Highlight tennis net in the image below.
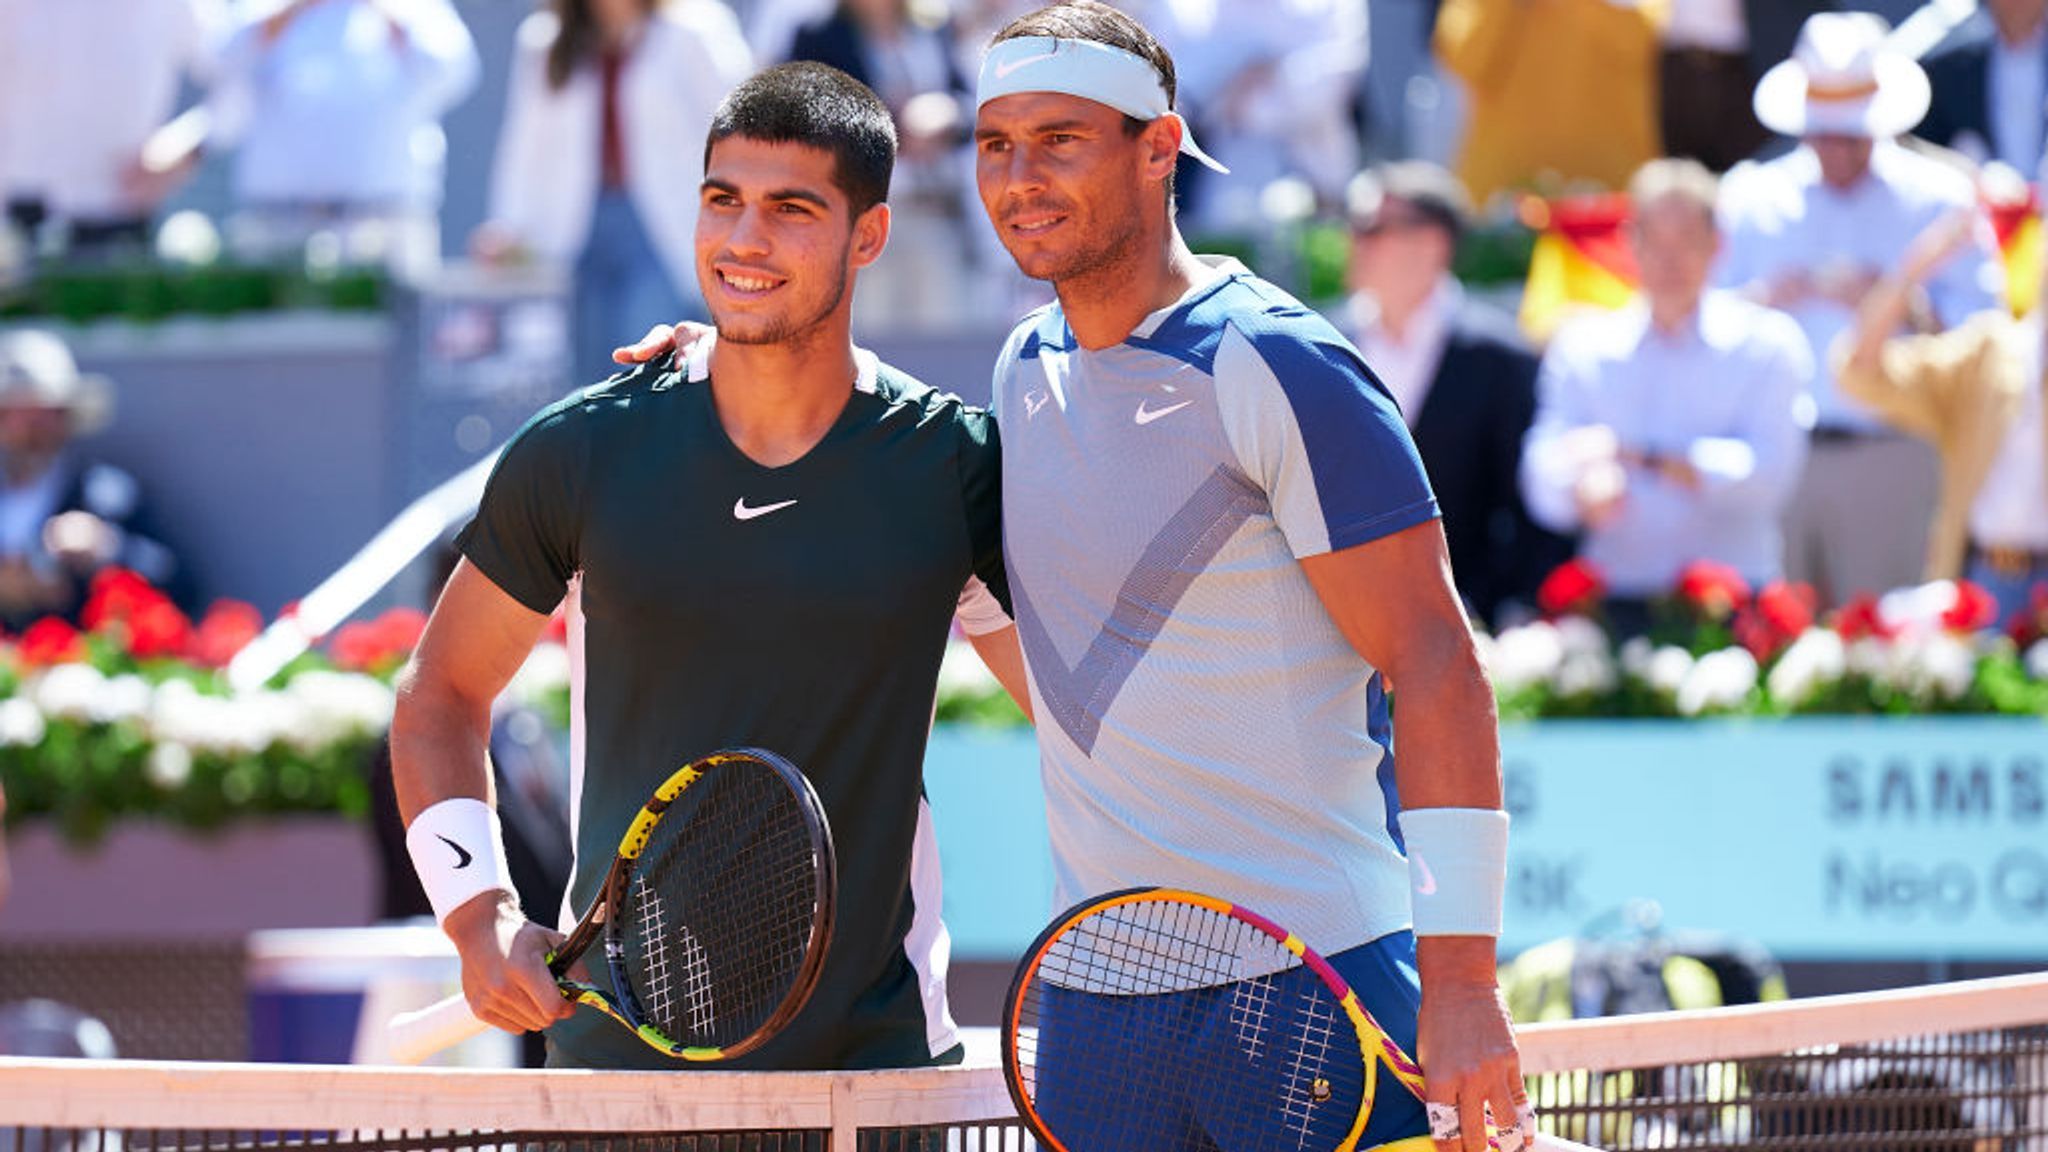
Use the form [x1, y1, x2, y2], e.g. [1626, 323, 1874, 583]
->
[1, 971, 2044, 1151]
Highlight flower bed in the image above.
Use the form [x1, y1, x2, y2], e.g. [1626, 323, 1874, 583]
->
[0, 570, 417, 845]
[932, 561, 2048, 726]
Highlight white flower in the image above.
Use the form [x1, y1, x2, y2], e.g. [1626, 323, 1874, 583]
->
[1553, 650, 1618, 698]
[96, 674, 154, 726]
[2027, 639, 2048, 682]
[1618, 636, 1655, 678]
[1894, 634, 1976, 702]
[281, 671, 395, 753]
[1766, 629, 1846, 709]
[149, 680, 273, 756]
[1488, 622, 1564, 694]
[1677, 648, 1758, 716]
[1846, 637, 1897, 682]
[146, 742, 194, 791]
[28, 663, 108, 722]
[1554, 615, 1609, 660]
[1645, 646, 1696, 697]
[0, 697, 47, 747]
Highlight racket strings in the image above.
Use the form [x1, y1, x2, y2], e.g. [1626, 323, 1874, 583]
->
[619, 763, 824, 1048]
[1016, 897, 1366, 1152]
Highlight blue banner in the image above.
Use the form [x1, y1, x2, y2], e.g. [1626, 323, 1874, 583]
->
[924, 719, 2048, 961]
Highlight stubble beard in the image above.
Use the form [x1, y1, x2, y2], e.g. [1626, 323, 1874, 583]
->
[713, 244, 851, 348]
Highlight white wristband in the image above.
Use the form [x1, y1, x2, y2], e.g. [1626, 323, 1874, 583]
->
[1398, 807, 1509, 937]
[405, 798, 516, 926]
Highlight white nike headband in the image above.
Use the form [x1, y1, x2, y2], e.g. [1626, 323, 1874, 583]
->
[976, 35, 1230, 174]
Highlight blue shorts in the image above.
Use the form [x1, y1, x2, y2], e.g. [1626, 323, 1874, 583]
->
[1028, 929, 1430, 1151]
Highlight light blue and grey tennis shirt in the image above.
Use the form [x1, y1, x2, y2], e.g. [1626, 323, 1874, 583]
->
[994, 258, 1442, 956]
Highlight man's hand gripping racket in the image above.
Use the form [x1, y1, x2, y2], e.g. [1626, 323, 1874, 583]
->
[388, 747, 835, 1064]
[1003, 888, 1599, 1152]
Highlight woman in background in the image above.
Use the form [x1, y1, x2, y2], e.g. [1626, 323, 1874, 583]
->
[476, 0, 754, 378]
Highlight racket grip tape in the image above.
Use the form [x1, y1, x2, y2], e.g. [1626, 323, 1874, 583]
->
[386, 992, 494, 1064]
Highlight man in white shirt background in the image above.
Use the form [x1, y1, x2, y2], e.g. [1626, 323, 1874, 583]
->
[0, 0, 225, 260]
[1524, 158, 1814, 634]
[194, 0, 481, 278]
[1716, 11, 2004, 609]
[1344, 160, 1564, 628]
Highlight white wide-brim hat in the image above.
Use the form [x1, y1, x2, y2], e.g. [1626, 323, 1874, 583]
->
[1753, 12, 1930, 138]
[0, 329, 113, 435]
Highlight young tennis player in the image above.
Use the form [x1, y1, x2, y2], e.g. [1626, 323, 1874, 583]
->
[390, 62, 1024, 1072]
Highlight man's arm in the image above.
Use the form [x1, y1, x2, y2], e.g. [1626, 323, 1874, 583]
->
[967, 624, 1032, 721]
[1299, 521, 1522, 1152]
[391, 559, 572, 1035]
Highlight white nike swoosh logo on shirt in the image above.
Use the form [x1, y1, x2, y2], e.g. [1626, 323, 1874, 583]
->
[733, 497, 798, 521]
[1134, 399, 1193, 425]
[993, 49, 1060, 79]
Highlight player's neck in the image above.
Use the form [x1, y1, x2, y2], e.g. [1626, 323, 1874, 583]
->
[1056, 230, 1207, 351]
[707, 328, 859, 469]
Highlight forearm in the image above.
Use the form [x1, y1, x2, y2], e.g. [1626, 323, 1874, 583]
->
[1389, 636, 1504, 813]
[390, 666, 497, 823]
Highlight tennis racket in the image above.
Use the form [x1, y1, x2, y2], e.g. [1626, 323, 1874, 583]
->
[388, 747, 835, 1064]
[1004, 888, 1583, 1152]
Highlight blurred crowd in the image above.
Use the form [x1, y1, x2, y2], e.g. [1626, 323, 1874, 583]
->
[1, 0, 2046, 636]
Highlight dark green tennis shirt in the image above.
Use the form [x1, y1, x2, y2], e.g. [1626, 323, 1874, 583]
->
[457, 342, 1008, 1070]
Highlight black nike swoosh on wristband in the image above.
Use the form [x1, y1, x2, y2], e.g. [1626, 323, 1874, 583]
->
[436, 834, 474, 869]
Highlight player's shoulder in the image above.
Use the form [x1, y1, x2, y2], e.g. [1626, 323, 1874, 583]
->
[510, 359, 679, 445]
[868, 358, 996, 442]
[995, 301, 1068, 366]
[1197, 274, 1375, 390]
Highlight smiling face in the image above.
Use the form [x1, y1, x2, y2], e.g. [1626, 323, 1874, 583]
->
[695, 136, 888, 347]
[973, 91, 1165, 288]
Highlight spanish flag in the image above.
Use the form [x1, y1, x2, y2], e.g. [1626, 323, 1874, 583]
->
[1985, 182, 2041, 317]
[1518, 192, 1638, 343]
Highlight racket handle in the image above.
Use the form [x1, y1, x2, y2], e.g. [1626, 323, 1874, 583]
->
[386, 992, 493, 1064]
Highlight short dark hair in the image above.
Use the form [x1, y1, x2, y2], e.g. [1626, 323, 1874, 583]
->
[704, 62, 896, 216]
[1346, 161, 1472, 243]
[990, 1, 1179, 202]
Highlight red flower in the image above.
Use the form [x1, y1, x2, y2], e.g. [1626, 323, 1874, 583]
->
[1833, 593, 1894, 642]
[328, 607, 429, 673]
[2006, 582, 2048, 646]
[543, 606, 570, 645]
[1940, 580, 1999, 633]
[191, 600, 266, 668]
[18, 618, 85, 666]
[79, 567, 159, 632]
[1537, 559, 1606, 619]
[329, 621, 386, 672]
[373, 607, 428, 655]
[1735, 580, 1816, 661]
[1676, 560, 1751, 621]
[126, 597, 193, 660]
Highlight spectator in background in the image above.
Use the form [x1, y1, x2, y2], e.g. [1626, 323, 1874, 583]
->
[1522, 159, 1812, 634]
[0, 330, 186, 634]
[1658, 0, 1837, 172]
[190, 0, 480, 279]
[1837, 208, 2048, 627]
[0, 0, 225, 260]
[1148, 0, 1367, 233]
[1342, 161, 1565, 627]
[791, 0, 984, 328]
[1718, 12, 2003, 608]
[1434, 0, 1665, 204]
[478, 0, 752, 377]
[1915, 0, 2048, 176]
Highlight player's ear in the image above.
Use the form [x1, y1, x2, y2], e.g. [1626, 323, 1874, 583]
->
[850, 202, 891, 270]
[1140, 117, 1181, 183]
